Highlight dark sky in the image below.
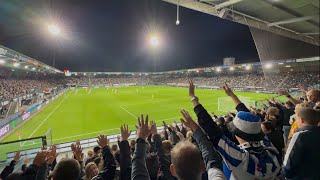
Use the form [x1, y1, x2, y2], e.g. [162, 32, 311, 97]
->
[0, 0, 259, 72]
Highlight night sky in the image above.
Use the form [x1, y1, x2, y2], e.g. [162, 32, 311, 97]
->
[0, 0, 259, 72]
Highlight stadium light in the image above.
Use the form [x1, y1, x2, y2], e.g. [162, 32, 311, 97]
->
[0, 59, 5, 64]
[265, 63, 273, 69]
[13, 62, 20, 67]
[48, 24, 61, 36]
[150, 36, 160, 47]
[230, 67, 234, 71]
[245, 65, 251, 70]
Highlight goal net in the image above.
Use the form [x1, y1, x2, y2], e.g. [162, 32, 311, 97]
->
[218, 96, 256, 113]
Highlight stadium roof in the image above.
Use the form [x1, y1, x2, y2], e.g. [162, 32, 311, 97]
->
[0, 45, 62, 74]
[162, 0, 320, 46]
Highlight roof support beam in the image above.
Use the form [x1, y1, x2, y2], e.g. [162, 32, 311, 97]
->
[213, 0, 244, 10]
[162, 0, 319, 46]
[268, 15, 319, 27]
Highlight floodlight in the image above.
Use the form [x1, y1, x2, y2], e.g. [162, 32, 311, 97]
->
[48, 24, 61, 35]
[32, 67, 36, 70]
[13, 63, 20, 67]
[24, 66, 28, 69]
[230, 67, 234, 71]
[0, 59, 5, 64]
[245, 65, 251, 70]
[150, 36, 159, 47]
[265, 63, 273, 69]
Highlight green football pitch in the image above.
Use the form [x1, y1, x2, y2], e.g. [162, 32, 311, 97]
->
[0, 86, 276, 159]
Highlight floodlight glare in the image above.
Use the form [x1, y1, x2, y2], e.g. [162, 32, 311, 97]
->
[150, 36, 159, 47]
[230, 67, 234, 71]
[176, 20, 180, 25]
[0, 59, 5, 64]
[245, 65, 251, 70]
[48, 24, 61, 35]
[24, 66, 28, 69]
[265, 63, 273, 69]
[32, 67, 36, 70]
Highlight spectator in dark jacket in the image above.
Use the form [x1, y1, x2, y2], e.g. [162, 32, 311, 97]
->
[282, 101, 295, 145]
[283, 102, 320, 180]
[261, 121, 285, 157]
[0, 152, 21, 180]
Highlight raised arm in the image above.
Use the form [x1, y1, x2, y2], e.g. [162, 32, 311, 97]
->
[188, 80, 223, 145]
[278, 89, 300, 105]
[180, 110, 225, 180]
[119, 124, 132, 180]
[0, 151, 21, 179]
[131, 114, 152, 180]
[93, 135, 117, 180]
[150, 121, 176, 180]
[223, 83, 249, 112]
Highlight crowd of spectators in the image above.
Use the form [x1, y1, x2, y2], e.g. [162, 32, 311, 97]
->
[1, 72, 319, 101]
[1, 80, 319, 180]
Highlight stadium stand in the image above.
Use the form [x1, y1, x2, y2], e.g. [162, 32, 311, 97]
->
[1, 79, 319, 180]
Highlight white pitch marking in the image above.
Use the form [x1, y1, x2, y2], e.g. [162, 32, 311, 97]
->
[21, 90, 73, 146]
[120, 105, 137, 119]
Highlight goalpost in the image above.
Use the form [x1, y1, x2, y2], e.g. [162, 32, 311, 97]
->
[218, 96, 256, 112]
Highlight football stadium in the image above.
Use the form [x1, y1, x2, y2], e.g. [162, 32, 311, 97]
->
[0, 1, 319, 180]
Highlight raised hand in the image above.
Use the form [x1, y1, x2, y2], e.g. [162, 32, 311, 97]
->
[150, 121, 158, 136]
[188, 79, 195, 97]
[97, 135, 109, 148]
[180, 109, 199, 131]
[223, 83, 234, 96]
[120, 124, 131, 141]
[163, 121, 168, 129]
[136, 114, 151, 140]
[13, 151, 21, 162]
[33, 151, 48, 167]
[46, 145, 58, 164]
[72, 144, 83, 161]
[278, 89, 289, 96]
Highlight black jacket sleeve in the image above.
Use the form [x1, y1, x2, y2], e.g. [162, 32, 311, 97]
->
[235, 103, 250, 112]
[119, 140, 132, 180]
[0, 160, 16, 179]
[194, 104, 223, 146]
[153, 134, 176, 180]
[92, 146, 117, 180]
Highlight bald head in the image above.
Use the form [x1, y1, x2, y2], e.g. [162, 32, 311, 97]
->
[307, 90, 320, 103]
[170, 141, 203, 180]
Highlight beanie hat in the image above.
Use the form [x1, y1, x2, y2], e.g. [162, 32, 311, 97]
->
[229, 111, 264, 142]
